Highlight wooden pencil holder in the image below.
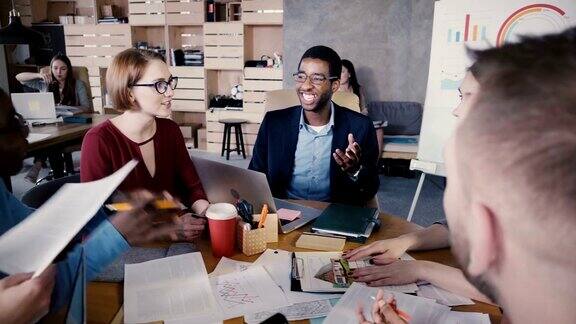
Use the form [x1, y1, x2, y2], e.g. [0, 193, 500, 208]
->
[252, 213, 278, 243]
[237, 222, 266, 256]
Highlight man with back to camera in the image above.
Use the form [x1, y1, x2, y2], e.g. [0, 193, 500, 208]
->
[0, 88, 184, 322]
[249, 45, 379, 206]
[358, 27, 576, 324]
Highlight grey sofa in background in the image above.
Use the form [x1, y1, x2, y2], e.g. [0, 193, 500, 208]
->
[367, 101, 423, 135]
[367, 101, 423, 160]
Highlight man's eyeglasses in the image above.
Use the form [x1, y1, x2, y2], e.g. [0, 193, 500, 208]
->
[131, 76, 178, 94]
[293, 72, 338, 85]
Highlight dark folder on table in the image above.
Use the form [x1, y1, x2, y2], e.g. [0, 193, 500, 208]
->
[311, 203, 378, 243]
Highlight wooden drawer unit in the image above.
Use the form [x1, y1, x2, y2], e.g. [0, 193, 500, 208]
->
[129, 0, 166, 26]
[243, 67, 283, 113]
[166, 0, 205, 25]
[64, 24, 132, 68]
[203, 22, 244, 70]
[170, 66, 206, 112]
[242, 0, 283, 25]
[205, 109, 263, 155]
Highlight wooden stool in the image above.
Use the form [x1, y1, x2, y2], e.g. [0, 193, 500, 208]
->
[219, 118, 247, 160]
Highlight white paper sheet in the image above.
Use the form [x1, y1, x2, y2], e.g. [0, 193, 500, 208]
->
[211, 265, 290, 320]
[295, 252, 419, 294]
[253, 249, 342, 303]
[325, 282, 450, 324]
[0, 160, 138, 276]
[124, 252, 220, 323]
[440, 311, 491, 324]
[245, 299, 332, 323]
[417, 284, 475, 306]
[209, 257, 251, 278]
[27, 133, 51, 143]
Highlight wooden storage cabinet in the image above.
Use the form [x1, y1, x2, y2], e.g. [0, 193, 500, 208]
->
[166, 0, 205, 25]
[242, 0, 283, 25]
[64, 24, 132, 67]
[129, 0, 165, 26]
[203, 22, 244, 70]
[170, 66, 206, 112]
[243, 67, 282, 113]
[65, 24, 131, 113]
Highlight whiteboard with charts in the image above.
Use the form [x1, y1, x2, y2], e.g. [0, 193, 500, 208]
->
[416, 0, 576, 176]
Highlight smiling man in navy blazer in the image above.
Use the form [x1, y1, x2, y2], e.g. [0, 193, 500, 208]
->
[249, 46, 379, 206]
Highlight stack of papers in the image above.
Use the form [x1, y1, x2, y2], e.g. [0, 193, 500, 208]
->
[250, 250, 338, 322]
[124, 253, 220, 323]
[208, 257, 250, 278]
[125, 249, 490, 323]
[210, 265, 289, 319]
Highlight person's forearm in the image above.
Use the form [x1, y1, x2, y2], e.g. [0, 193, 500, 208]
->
[401, 224, 450, 251]
[16, 72, 41, 83]
[416, 260, 492, 303]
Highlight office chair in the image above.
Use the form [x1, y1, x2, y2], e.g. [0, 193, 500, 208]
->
[22, 174, 80, 208]
[332, 91, 361, 112]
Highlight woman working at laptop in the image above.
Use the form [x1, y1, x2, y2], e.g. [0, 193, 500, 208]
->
[80, 48, 210, 242]
[16, 53, 92, 183]
[16, 53, 92, 112]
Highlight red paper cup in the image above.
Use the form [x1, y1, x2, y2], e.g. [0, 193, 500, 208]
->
[205, 203, 238, 258]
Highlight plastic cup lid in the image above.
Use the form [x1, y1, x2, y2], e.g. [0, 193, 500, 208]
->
[205, 203, 237, 220]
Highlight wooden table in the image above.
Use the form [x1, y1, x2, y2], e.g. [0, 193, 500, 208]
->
[86, 201, 502, 324]
[2, 114, 114, 192]
[26, 114, 113, 156]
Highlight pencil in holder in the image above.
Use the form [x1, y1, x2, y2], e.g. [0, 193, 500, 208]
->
[237, 221, 266, 256]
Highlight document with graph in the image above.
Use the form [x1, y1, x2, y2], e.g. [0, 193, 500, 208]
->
[210, 265, 290, 319]
[124, 252, 220, 323]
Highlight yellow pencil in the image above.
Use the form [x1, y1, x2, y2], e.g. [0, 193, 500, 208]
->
[105, 199, 184, 212]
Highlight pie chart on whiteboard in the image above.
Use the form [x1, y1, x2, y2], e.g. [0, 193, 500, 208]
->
[497, 3, 571, 46]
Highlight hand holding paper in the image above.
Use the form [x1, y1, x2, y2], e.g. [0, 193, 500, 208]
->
[0, 160, 138, 276]
[0, 265, 56, 324]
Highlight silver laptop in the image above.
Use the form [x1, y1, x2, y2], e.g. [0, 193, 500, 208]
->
[191, 156, 322, 233]
[11, 93, 58, 122]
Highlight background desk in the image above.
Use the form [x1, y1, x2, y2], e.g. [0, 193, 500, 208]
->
[86, 201, 502, 324]
[26, 114, 113, 156]
[2, 114, 114, 192]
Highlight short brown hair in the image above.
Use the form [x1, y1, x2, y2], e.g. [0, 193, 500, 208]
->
[457, 27, 576, 260]
[106, 49, 165, 111]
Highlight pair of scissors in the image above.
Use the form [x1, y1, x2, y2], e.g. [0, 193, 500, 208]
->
[231, 189, 253, 224]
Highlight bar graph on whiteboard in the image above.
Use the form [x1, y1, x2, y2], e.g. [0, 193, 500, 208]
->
[447, 13, 488, 43]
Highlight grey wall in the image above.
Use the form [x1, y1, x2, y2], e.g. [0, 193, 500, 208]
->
[284, 0, 436, 104]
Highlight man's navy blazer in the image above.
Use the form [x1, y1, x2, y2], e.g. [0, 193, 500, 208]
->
[248, 103, 380, 205]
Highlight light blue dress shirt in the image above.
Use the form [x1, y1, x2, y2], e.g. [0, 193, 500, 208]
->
[287, 104, 335, 201]
[0, 181, 129, 311]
